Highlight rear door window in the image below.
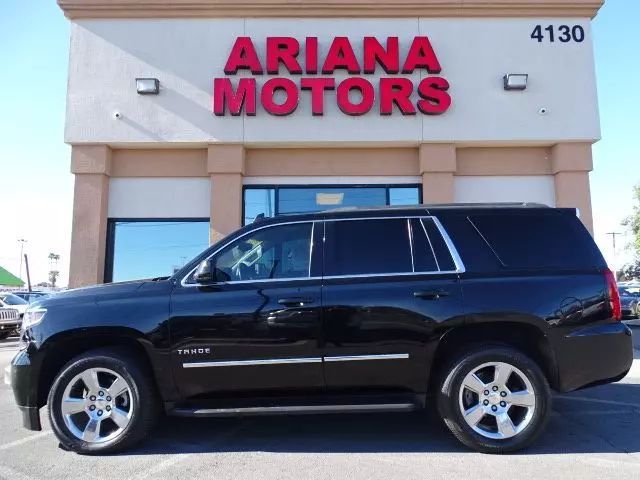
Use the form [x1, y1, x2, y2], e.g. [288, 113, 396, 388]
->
[324, 218, 412, 276]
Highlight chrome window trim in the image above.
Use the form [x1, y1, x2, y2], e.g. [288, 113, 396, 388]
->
[419, 218, 441, 271]
[181, 220, 316, 287]
[431, 216, 466, 273]
[180, 214, 465, 287]
[324, 353, 409, 362]
[407, 218, 415, 273]
[308, 221, 315, 278]
[322, 270, 460, 280]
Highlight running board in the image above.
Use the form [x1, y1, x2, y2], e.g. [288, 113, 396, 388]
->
[170, 402, 418, 418]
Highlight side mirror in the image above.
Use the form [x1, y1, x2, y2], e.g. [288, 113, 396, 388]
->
[194, 258, 215, 284]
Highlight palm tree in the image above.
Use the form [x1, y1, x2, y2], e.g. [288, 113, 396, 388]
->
[48, 253, 61, 287]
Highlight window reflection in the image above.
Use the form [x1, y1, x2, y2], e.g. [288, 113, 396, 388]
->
[244, 189, 276, 224]
[389, 187, 420, 206]
[243, 185, 421, 225]
[279, 187, 387, 214]
[109, 220, 209, 282]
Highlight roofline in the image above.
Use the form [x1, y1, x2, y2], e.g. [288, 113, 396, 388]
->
[250, 202, 556, 225]
[57, 0, 605, 20]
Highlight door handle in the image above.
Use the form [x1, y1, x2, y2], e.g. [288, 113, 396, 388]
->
[413, 290, 450, 300]
[278, 297, 315, 307]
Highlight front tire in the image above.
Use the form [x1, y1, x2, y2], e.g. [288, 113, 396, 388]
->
[48, 348, 158, 454]
[437, 346, 550, 454]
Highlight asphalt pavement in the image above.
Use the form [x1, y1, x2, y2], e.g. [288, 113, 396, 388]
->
[0, 329, 640, 479]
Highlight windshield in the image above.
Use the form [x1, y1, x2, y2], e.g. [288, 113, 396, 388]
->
[0, 293, 28, 305]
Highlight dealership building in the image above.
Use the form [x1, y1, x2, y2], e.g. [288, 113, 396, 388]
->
[58, 0, 604, 287]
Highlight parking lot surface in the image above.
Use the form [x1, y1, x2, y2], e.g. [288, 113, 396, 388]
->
[1, 329, 640, 480]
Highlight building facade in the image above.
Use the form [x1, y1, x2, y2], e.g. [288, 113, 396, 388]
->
[58, 0, 604, 287]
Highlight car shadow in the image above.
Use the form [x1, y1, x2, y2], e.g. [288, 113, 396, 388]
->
[121, 381, 640, 457]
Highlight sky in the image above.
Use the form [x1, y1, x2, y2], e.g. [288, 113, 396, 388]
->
[0, 1, 638, 287]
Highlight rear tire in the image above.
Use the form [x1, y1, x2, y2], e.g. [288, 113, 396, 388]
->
[48, 348, 158, 454]
[436, 346, 550, 454]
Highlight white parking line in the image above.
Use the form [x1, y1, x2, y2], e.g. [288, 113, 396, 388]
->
[131, 420, 250, 480]
[0, 431, 52, 451]
[0, 464, 40, 480]
[552, 409, 636, 416]
[555, 395, 640, 409]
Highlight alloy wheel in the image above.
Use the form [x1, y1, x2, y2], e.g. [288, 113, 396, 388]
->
[458, 361, 536, 440]
[60, 367, 134, 443]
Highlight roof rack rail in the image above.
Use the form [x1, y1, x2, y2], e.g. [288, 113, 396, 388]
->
[321, 202, 549, 213]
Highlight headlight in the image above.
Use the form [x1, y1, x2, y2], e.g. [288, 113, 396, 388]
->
[22, 307, 46, 329]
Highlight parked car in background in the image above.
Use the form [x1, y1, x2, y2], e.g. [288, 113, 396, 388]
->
[619, 286, 640, 320]
[12, 291, 50, 304]
[0, 293, 28, 318]
[0, 307, 20, 339]
[7, 204, 633, 455]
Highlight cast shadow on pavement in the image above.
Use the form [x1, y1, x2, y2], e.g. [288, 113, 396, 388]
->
[123, 381, 640, 457]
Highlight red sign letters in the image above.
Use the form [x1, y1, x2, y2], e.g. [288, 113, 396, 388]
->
[213, 36, 451, 117]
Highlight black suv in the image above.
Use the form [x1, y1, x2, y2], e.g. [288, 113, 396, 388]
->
[8, 204, 633, 454]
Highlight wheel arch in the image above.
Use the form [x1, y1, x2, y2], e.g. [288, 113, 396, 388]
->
[37, 328, 174, 408]
[429, 319, 558, 392]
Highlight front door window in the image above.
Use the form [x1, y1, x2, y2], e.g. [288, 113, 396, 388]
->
[213, 222, 313, 282]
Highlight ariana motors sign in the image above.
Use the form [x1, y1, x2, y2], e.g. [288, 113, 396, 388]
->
[213, 36, 451, 117]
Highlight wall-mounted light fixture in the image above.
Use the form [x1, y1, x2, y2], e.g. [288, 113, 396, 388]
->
[503, 74, 528, 91]
[136, 78, 160, 95]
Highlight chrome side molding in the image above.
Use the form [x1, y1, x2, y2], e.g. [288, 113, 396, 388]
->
[182, 353, 410, 369]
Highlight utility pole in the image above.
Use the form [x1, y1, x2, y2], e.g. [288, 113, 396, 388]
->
[17, 239, 27, 279]
[606, 231, 622, 278]
[24, 254, 32, 292]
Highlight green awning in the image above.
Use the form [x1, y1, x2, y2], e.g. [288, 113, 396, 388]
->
[0, 266, 24, 287]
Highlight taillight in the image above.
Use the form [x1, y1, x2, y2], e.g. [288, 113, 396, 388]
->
[604, 268, 621, 321]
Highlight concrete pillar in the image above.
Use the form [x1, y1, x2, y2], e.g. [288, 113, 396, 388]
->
[551, 142, 594, 233]
[208, 145, 245, 244]
[419, 144, 456, 203]
[68, 145, 112, 288]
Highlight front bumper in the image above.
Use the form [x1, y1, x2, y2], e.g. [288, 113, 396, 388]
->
[554, 322, 634, 392]
[9, 350, 42, 431]
[0, 321, 20, 331]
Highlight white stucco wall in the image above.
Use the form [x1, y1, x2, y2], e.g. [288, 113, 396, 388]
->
[66, 18, 600, 145]
[454, 175, 557, 206]
[108, 178, 211, 218]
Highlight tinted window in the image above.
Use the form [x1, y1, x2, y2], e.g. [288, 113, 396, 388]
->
[325, 219, 412, 276]
[214, 222, 312, 281]
[435, 214, 500, 272]
[469, 213, 601, 269]
[410, 219, 438, 272]
[422, 219, 456, 271]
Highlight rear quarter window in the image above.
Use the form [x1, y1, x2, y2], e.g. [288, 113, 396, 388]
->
[469, 212, 604, 270]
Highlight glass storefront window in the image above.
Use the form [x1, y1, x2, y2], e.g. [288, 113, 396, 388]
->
[279, 187, 388, 214]
[389, 187, 421, 206]
[243, 185, 421, 225]
[244, 188, 276, 224]
[107, 219, 210, 282]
